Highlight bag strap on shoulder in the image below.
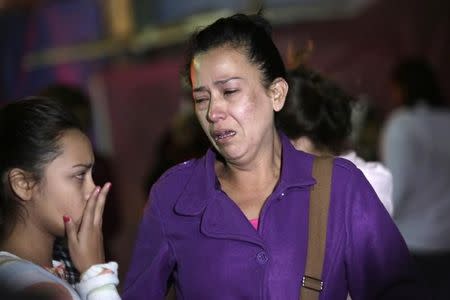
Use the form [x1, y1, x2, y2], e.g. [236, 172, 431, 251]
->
[300, 156, 334, 300]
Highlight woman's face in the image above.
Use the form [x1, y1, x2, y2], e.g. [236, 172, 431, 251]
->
[31, 129, 96, 237]
[190, 46, 283, 165]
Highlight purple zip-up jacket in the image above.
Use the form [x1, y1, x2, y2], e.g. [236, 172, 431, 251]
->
[123, 133, 426, 299]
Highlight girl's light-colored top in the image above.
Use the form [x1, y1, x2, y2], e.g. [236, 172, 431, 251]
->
[0, 251, 121, 300]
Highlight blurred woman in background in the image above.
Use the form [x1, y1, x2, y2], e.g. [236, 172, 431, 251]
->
[278, 66, 393, 215]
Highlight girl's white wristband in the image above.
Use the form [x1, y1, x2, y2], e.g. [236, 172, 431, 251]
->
[75, 262, 120, 300]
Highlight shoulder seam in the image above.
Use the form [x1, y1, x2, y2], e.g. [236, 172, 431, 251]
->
[333, 156, 358, 172]
[157, 159, 198, 184]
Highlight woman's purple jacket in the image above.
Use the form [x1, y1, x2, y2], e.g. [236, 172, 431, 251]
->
[123, 133, 426, 299]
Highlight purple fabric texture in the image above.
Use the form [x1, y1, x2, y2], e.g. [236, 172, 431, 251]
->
[123, 133, 426, 299]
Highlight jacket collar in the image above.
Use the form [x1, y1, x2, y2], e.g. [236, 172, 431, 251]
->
[174, 132, 316, 217]
[174, 148, 217, 216]
[277, 131, 316, 190]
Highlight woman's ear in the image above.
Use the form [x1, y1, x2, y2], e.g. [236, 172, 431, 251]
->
[8, 168, 35, 201]
[270, 77, 289, 112]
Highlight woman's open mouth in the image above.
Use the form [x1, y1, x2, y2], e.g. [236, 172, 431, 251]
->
[213, 130, 236, 142]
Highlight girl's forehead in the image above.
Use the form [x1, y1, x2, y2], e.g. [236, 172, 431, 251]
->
[51, 130, 94, 165]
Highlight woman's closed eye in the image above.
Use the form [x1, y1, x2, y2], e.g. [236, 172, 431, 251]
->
[224, 89, 238, 96]
[194, 97, 209, 104]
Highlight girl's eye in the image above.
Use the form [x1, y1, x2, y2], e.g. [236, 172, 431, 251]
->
[75, 173, 86, 180]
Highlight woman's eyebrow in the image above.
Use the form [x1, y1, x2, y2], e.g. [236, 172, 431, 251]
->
[192, 86, 209, 93]
[193, 77, 243, 92]
[214, 77, 242, 86]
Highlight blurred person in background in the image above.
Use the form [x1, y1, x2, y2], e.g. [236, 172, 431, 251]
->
[381, 57, 450, 299]
[278, 66, 393, 215]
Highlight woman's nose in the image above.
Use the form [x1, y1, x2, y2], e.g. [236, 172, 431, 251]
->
[207, 97, 226, 123]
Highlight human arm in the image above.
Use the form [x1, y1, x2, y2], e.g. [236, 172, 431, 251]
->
[380, 112, 416, 218]
[122, 188, 176, 300]
[345, 169, 428, 299]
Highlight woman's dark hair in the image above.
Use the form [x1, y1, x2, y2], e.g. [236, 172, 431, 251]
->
[0, 96, 82, 240]
[184, 13, 286, 88]
[391, 57, 445, 107]
[277, 67, 353, 155]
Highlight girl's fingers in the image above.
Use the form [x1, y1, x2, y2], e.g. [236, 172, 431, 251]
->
[63, 215, 77, 246]
[79, 186, 100, 233]
[93, 182, 111, 226]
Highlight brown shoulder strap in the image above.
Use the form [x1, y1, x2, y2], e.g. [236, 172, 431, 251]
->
[300, 156, 334, 300]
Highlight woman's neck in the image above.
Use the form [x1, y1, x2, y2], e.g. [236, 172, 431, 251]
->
[216, 131, 282, 191]
[1, 221, 55, 267]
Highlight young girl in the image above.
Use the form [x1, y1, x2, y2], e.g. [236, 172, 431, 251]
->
[0, 97, 121, 300]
